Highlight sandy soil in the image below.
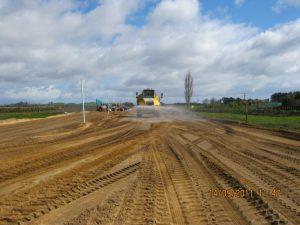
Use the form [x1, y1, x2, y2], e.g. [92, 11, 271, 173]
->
[0, 109, 299, 225]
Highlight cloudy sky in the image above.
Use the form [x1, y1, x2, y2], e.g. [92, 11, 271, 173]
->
[0, 0, 300, 104]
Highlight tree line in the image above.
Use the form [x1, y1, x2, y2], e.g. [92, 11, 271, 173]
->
[195, 93, 300, 108]
[271, 91, 300, 107]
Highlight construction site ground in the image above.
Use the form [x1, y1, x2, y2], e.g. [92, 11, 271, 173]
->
[0, 109, 299, 225]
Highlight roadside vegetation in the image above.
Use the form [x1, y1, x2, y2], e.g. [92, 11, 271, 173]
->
[0, 112, 61, 120]
[0, 101, 135, 120]
[198, 112, 300, 131]
[180, 91, 300, 132]
[0, 102, 62, 120]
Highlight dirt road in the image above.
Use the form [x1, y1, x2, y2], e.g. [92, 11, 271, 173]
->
[0, 110, 299, 225]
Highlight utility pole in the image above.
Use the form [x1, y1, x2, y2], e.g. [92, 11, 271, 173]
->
[243, 92, 248, 122]
[81, 79, 86, 124]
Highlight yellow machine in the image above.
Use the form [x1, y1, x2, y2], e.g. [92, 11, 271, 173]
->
[136, 89, 163, 117]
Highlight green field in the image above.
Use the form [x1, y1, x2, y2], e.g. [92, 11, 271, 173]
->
[0, 112, 61, 120]
[198, 112, 300, 131]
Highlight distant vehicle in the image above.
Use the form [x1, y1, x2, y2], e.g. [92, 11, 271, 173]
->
[110, 104, 129, 112]
[96, 99, 109, 112]
[96, 104, 108, 112]
[136, 89, 163, 117]
[120, 106, 128, 111]
[96, 99, 131, 113]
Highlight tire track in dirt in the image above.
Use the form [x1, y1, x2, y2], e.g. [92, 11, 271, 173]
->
[0, 114, 83, 145]
[161, 140, 213, 224]
[206, 140, 300, 218]
[175, 128, 286, 224]
[174, 123, 299, 225]
[0, 111, 299, 225]
[199, 152, 288, 225]
[174, 123, 299, 210]
[113, 145, 174, 225]
[0, 155, 141, 225]
[165, 135, 245, 225]
[0, 139, 143, 224]
[64, 188, 132, 225]
[0, 125, 142, 184]
[0, 117, 134, 160]
[152, 142, 184, 225]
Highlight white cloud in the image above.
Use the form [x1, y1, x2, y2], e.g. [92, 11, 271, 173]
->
[5, 85, 64, 102]
[272, 0, 300, 13]
[0, 0, 300, 104]
[234, 0, 245, 7]
[150, 0, 200, 25]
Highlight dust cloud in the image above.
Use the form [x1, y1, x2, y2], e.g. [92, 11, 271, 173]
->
[123, 105, 205, 124]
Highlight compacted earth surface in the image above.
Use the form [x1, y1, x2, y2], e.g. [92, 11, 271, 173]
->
[0, 109, 299, 225]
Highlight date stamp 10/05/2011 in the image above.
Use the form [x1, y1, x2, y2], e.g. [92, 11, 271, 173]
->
[208, 188, 281, 198]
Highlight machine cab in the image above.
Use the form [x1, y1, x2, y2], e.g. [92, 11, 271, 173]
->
[136, 89, 162, 106]
[143, 89, 155, 98]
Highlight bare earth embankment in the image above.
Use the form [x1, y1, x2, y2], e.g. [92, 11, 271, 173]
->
[0, 110, 299, 225]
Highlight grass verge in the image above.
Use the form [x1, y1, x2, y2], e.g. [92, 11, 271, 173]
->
[0, 112, 61, 120]
[198, 112, 300, 131]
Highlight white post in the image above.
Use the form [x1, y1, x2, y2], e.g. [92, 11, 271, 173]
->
[81, 79, 86, 123]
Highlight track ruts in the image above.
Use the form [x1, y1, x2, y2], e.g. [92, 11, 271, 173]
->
[0, 125, 142, 183]
[114, 145, 173, 225]
[165, 136, 245, 225]
[173, 123, 299, 222]
[0, 144, 141, 225]
[0, 161, 140, 225]
[0, 118, 134, 150]
[159, 139, 211, 224]
[1, 112, 299, 225]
